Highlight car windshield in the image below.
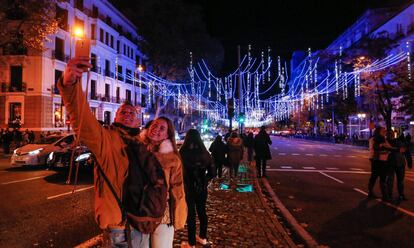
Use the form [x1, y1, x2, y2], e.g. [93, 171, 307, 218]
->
[36, 136, 63, 144]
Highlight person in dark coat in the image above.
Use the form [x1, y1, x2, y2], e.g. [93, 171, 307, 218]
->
[209, 135, 227, 178]
[180, 129, 215, 247]
[2, 129, 13, 154]
[404, 134, 412, 169]
[244, 132, 255, 164]
[254, 126, 272, 178]
[227, 132, 244, 178]
[386, 135, 409, 201]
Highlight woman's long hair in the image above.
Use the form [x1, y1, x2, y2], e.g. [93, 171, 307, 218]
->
[155, 116, 180, 156]
[181, 129, 207, 153]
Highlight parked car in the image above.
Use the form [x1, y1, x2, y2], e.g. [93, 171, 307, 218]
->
[10, 134, 75, 167]
[47, 144, 94, 169]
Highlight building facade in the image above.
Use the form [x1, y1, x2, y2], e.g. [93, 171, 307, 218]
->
[0, 0, 147, 131]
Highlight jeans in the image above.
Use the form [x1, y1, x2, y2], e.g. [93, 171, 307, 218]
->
[186, 191, 208, 246]
[256, 158, 267, 177]
[151, 224, 174, 248]
[214, 159, 225, 178]
[102, 226, 149, 248]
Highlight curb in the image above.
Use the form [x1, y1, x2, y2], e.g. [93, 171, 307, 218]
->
[74, 234, 102, 248]
[261, 178, 320, 248]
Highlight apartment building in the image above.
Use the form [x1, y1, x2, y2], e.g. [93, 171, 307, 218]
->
[0, 0, 147, 130]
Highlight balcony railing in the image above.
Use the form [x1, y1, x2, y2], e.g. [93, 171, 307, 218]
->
[1, 82, 26, 92]
[52, 50, 70, 62]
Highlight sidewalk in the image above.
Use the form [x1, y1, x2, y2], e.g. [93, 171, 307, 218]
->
[77, 163, 296, 248]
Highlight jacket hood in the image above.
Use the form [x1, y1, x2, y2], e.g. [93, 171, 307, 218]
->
[155, 140, 180, 169]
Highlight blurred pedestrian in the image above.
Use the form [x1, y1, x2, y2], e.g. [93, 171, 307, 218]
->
[244, 132, 255, 164]
[2, 129, 12, 154]
[140, 117, 187, 248]
[254, 126, 272, 178]
[227, 131, 244, 178]
[386, 134, 408, 201]
[29, 131, 35, 143]
[180, 129, 215, 248]
[404, 134, 412, 170]
[209, 135, 227, 178]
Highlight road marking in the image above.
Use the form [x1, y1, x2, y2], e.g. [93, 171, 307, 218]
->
[266, 166, 271, 168]
[350, 168, 364, 171]
[347, 155, 356, 158]
[319, 172, 344, 184]
[303, 166, 316, 170]
[353, 188, 414, 218]
[319, 154, 328, 157]
[292, 153, 300, 156]
[333, 155, 342, 157]
[305, 154, 314, 156]
[278, 153, 286, 155]
[273, 147, 278, 150]
[47, 186, 94, 200]
[1, 176, 46, 185]
[268, 168, 371, 174]
[280, 166, 292, 169]
[326, 167, 339, 170]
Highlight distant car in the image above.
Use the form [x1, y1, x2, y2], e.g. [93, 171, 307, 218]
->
[47, 144, 94, 169]
[11, 134, 75, 167]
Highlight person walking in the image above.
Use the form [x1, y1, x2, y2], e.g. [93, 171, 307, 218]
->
[59, 57, 164, 247]
[209, 135, 227, 178]
[254, 126, 272, 178]
[386, 135, 409, 201]
[2, 129, 13, 155]
[244, 132, 255, 164]
[227, 131, 244, 178]
[140, 117, 187, 248]
[180, 129, 215, 248]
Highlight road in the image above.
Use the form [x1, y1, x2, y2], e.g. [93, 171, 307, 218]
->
[0, 157, 99, 248]
[266, 136, 414, 248]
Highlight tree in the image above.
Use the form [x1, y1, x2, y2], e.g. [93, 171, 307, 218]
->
[110, 0, 224, 81]
[0, 0, 59, 54]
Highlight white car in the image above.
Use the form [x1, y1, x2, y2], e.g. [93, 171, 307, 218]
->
[11, 134, 75, 166]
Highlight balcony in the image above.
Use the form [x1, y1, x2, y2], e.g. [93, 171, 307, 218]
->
[90, 92, 98, 100]
[1, 82, 26, 92]
[104, 70, 114, 78]
[52, 50, 69, 62]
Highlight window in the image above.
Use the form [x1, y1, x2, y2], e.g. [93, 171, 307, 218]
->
[117, 40, 120, 53]
[117, 65, 123, 81]
[126, 69, 132, 84]
[54, 103, 63, 127]
[141, 95, 146, 107]
[56, 6, 68, 31]
[123, 44, 126, 55]
[106, 16, 112, 25]
[110, 35, 114, 48]
[126, 89, 131, 102]
[104, 111, 111, 125]
[100, 28, 104, 42]
[91, 107, 97, 117]
[116, 87, 120, 103]
[91, 24, 96, 40]
[91, 53, 97, 72]
[105, 59, 110, 76]
[91, 80, 97, 99]
[54, 70, 63, 94]
[92, 5, 98, 18]
[105, 84, 110, 99]
[105, 32, 109, 45]
[54, 37, 65, 61]
[9, 102, 22, 124]
[10, 66, 23, 91]
[75, 0, 84, 11]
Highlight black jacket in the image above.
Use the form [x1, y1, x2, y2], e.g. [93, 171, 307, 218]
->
[254, 130, 272, 160]
[209, 140, 227, 161]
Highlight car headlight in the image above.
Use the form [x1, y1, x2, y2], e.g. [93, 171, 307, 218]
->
[29, 148, 44, 155]
[13, 149, 18, 155]
[48, 152, 54, 162]
[75, 153, 91, 162]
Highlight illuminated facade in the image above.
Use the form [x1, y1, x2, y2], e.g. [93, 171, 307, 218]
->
[0, 0, 146, 130]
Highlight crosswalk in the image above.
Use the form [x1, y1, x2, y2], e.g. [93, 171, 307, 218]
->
[267, 165, 366, 172]
[272, 151, 369, 159]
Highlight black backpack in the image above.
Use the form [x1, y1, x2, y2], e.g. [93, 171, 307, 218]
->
[97, 137, 168, 234]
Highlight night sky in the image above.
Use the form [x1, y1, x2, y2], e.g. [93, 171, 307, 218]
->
[188, 0, 409, 72]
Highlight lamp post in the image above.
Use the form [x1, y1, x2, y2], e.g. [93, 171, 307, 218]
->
[357, 113, 366, 138]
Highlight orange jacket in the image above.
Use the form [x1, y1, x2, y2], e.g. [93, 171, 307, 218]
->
[58, 80, 138, 229]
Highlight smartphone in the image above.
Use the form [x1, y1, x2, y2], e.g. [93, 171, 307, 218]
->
[75, 39, 91, 58]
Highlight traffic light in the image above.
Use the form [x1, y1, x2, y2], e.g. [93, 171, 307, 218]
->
[238, 112, 245, 124]
[227, 99, 234, 118]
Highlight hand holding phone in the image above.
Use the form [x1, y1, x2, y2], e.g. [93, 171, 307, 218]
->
[75, 38, 91, 63]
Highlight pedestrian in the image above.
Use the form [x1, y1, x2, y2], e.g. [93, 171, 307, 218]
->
[227, 131, 244, 178]
[254, 126, 272, 178]
[29, 131, 35, 143]
[209, 134, 227, 178]
[244, 132, 255, 164]
[404, 134, 412, 169]
[139, 117, 187, 248]
[59, 57, 164, 247]
[180, 129, 215, 248]
[371, 127, 398, 202]
[2, 129, 13, 154]
[386, 134, 408, 201]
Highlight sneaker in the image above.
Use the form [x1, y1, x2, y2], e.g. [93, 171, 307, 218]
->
[196, 235, 212, 246]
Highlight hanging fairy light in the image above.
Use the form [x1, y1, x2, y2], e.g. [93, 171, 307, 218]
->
[261, 51, 265, 84]
[407, 41, 412, 80]
[335, 60, 339, 94]
[268, 46, 271, 82]
[208, 72, 211, 98]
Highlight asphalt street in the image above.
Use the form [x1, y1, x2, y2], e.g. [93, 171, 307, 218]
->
[266, 136, 414, 248]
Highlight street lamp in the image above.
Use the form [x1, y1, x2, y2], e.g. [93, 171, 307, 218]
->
[357, 113, 366, 137]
